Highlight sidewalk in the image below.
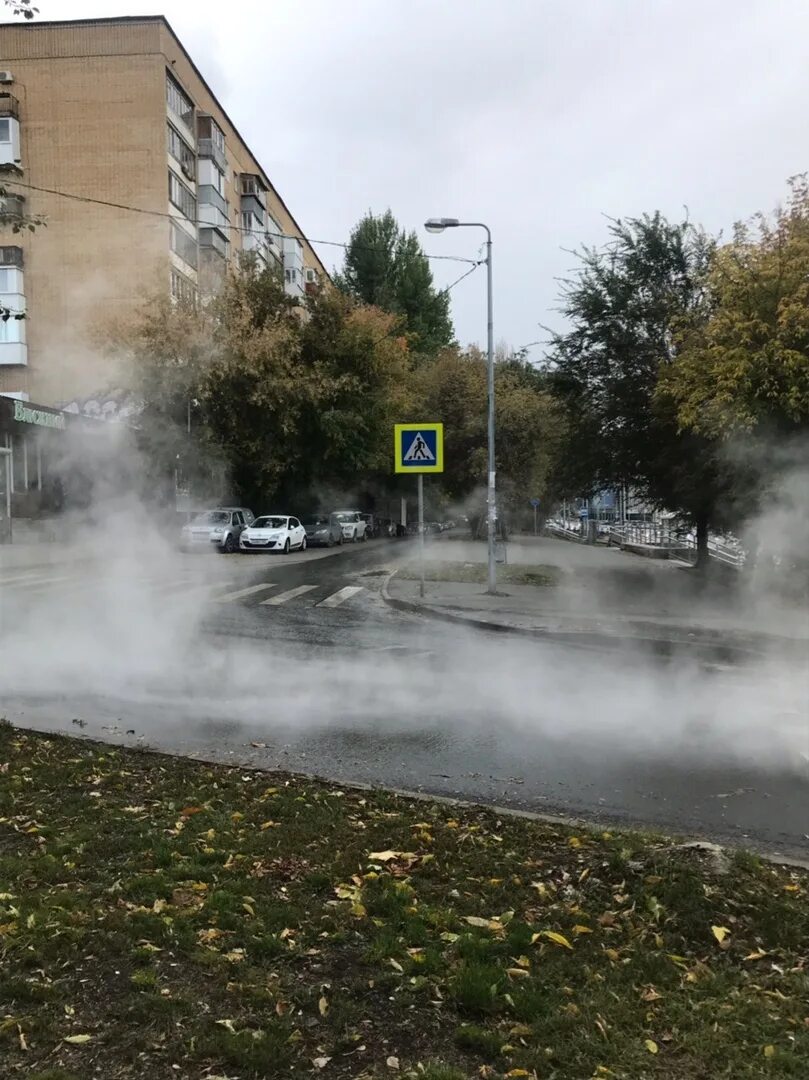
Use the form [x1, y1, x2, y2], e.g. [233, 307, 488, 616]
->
[386, 535, 809, 655]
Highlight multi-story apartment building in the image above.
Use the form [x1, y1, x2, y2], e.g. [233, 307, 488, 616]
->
[0, 15, 327, 409]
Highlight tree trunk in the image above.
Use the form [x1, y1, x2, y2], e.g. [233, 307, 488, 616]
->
[694, 514, 710, 570]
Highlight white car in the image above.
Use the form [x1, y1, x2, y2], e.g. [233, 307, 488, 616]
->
[333, 510, 368, 543]
[239, 515, 307, 554]
[181, 507, 254, 553]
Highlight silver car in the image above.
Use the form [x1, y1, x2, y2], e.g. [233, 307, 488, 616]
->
[180, 507, 254, 553]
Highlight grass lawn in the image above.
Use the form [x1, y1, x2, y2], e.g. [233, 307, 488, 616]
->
[398, 561, 557, 587]
[1, 723, 807, 1079]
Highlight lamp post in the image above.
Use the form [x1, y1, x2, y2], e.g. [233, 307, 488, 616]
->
[424, 217, 496, 594]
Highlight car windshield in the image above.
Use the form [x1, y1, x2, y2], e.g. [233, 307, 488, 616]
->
[194, 511, 229, 525]
[304, 518, 330, 529]
[253, 516, 287, 529]
[335, 513, 354, 522]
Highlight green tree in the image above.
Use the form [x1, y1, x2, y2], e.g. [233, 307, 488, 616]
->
[115, 262, 413, 510]
[336, 209, 453, 354]
[545, 212, 733, 564]
[663, 176, 809, 438]
[415, 348, 563, 513]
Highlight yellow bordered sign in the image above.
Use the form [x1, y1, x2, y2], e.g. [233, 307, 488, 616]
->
[394, 422, 444, 474]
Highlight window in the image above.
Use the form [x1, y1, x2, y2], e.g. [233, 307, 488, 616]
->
[171, 221, 198, 269]
[0, 316, 23, 342]
[0, 267, 22, 292]
[170, 269, 197, 305]
[0, 118, 9, 143]
[210, 124, 225, 154]
[168, 170, 197, 221]
[284, 268, 298, 284]
[166, 74, 194, 127]
[167, 123, 195, 174]
[241, 211, 262, 234]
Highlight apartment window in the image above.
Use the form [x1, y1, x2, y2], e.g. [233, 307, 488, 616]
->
[0, 316, 23, 342]
[168, 170, 197, 221]
[170, 221, 198, 269]
[167, 123, 195, 175]
[241, 211, 261, 234]
[0, 266, 22, 293]
[0, 118, 9, 143]
[170, 268, 197, 305]
[166, 74, 194, 128]
[284, 268, 298, 284]
[210, 124, 225, 154]
[267, 214, 282, 243]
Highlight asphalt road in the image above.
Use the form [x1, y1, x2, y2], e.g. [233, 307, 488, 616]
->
[1, 536, 807, 859]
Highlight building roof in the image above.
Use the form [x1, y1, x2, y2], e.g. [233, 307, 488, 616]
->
[0, 14, 329, 279]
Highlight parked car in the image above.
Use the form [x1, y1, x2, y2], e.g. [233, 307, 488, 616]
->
[359, 512, 378, 538]
[181, 507, 253, 554]
[303, 514, 343, 548]
[332, 510, 368, 543]
[240, 514, 307, 554]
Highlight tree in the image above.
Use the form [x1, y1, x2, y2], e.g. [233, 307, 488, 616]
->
[545, 212, 733, 564]
[414, 347, 563, 513]
[663, 176, 809, 438]
[112, 261, 413, 510]
[336, 209, 453, 354]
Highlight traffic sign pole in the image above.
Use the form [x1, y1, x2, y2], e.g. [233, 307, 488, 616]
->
[417, 474, 425, 598]
[533, 505, 538, 535]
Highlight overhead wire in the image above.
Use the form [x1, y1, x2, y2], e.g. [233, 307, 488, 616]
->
[1, 177, 479, 266]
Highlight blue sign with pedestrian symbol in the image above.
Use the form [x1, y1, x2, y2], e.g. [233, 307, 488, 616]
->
[394, 423, 444, 473]
[530, 497, 540, 508]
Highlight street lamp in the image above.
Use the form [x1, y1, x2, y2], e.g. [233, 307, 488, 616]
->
[424, 217, 496, 595]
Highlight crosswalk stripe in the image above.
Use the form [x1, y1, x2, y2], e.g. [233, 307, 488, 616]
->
[260, 584, 317, 606]
[317, 586, 364, 608]
[214, 582, 277, 603]
[1, 573, 78, 591]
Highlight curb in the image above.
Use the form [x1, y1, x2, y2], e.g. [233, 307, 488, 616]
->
[380, 570, 797, 663]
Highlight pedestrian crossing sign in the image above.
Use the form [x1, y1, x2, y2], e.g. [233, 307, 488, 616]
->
[394, 422, 444, 473]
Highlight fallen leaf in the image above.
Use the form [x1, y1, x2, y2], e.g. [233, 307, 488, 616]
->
[506, 1070, 530, 1077]
[312, 1056, 331, 1069]
[763, 1045, 775, 1058]
[744, 950, 767, 961]
[215, 1019, 238, 1035]
[645, 1039, 658, 1054]
[368, 850, 404, 862]
[641, 986, 663, 1002]
[386, 1056, 400, 1070]
[568, 836, 582, 848]
[64, 1034, 93, 1044]
[536, 930, 573, 950]
[17, 1025, 27, 1051]
[573, 924, 593, 935]
[388, 958, 404, 973]
[506, 967, 530, 979]
[708, 920, 730, 946]
[318, 995, 329, 1017]
[466, 916, 495, 930]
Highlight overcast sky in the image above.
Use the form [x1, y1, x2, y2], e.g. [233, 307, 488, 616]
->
[26, 0, 809, 356]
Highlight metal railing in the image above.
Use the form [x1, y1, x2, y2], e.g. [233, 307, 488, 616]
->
[197, 137, 227, 173]
[606, 522, 744, 569]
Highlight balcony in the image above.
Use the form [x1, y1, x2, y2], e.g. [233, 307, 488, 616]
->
[240, 174, 266, 207]
[241, 193, 265, 223]
[0, 342, 27, 365]
[0, 193, 25, 221]
[200, 227, 228, 259]
[199, 185, 227, 216]
[197, 137, 227, 173]
[0, 93, 20, 120]
[0, 245, 23, 268]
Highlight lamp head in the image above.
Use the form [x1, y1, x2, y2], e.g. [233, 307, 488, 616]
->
[424, 217, 459, 234]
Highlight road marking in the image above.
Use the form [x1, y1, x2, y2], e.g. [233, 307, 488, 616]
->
[214, 583, 277, 603]
[317, 586, 364, 608]
[1, 573, 78, 590]
[260, 584, 317, 606]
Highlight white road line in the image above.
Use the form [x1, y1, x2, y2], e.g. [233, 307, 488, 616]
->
[260, 584, 317, 606]
[0, 569, 64, 586]
[317, 586, 364, 608]
[213, 582, 277, 603]
[0, 573, 78, 591]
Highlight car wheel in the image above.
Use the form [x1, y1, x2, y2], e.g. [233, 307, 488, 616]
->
[222, 534, 236, 554]
[283, 538, 290, 554]
[352, 531, 358, 543]
[300, 536, 307, 552]
[362, 530, 368, 542]
[327, 536, 334, 548]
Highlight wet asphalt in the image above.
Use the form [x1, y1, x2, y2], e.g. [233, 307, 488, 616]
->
[2, 536, 808, 859]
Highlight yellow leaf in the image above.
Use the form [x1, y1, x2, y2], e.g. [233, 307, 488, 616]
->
[763, 1045, 775, 1058]
[465, 915, 498, 930]
[369, 850, 408, 862]
[440, 932, 460, 943]
[538, 930, 573, 950]
[711, 925, 731, 945]
[318, 995, 329, 1017]
[388, 958, 404, 972]
[568, 836, 582, 848]
[506, 1070, 530, 1077]
[64, 1034, 92, 1044]
[260, 821, 278, 830]
[605, 948, 620, 962]
[644, 1039, 658, 1054]
[506, 967, 530, 979]
[744, 950, 767, 961]
[386, 1055, 400, 1070]
[573, 924, 593, 935]
[215, 1019, 238, 1034]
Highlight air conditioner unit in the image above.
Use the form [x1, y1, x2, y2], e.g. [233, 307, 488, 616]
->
[0, 72, 13, 85]
[305, 268, 317, 284]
